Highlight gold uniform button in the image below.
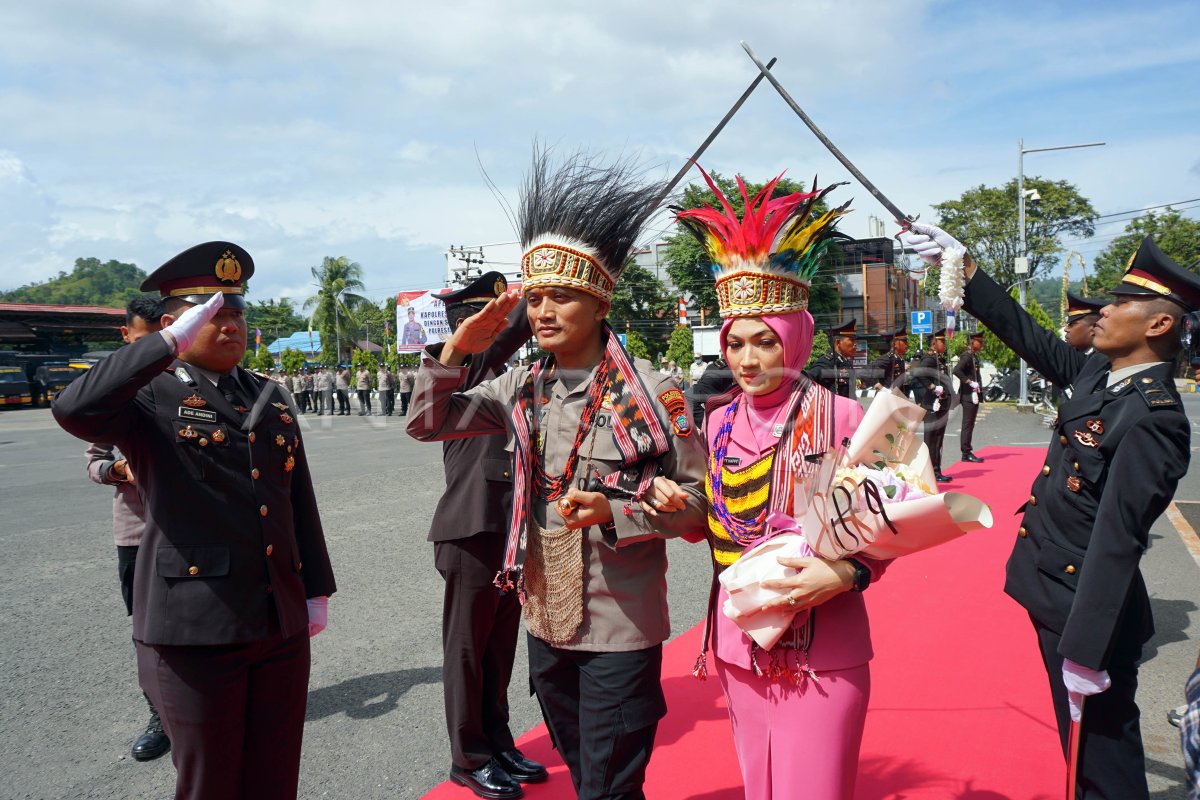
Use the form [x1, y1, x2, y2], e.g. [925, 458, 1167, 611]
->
[251, 468, 260, 480]
[1041, 466, 1050, 476]
[1065, 565, 1077, 575]
[1073, 462, 1080, 471]
[1018, 527, 1028, 538]
[503, 470, 511, 478]
[249, 432, 257, 443]
[199, 438, 209, 447]
[1059, 435, 1068, 445]
[1029, 495, 1037, 506]
[266, 544, 274, 556]
[188, 566, 199, 576]
[260, 505, 269, 517]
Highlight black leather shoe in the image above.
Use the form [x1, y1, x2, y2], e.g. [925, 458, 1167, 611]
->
[449, 759, 523, 799]
[934, 472, 952, 483]
[495, 748, 548, 783]
[131, 711, 170, 761]
[962, 452, 985, 463]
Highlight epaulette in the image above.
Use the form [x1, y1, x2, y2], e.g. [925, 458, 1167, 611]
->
[1133, 376, 1178, 409]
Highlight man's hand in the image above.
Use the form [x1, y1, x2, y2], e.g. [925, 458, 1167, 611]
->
[108, 458, 135, 485]
[1063, 658, 1111, 722]
[902, 223, 976, 278]
[557, 488, 614, 530]
[759, 555, 856, 612]
[162, 292, 225, 353]
[440, 289, 522, 367]
[638, 476, 690, 517]
[307, 596, 329, 637]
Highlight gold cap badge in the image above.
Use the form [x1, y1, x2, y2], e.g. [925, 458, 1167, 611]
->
[215, 250, 243, 284]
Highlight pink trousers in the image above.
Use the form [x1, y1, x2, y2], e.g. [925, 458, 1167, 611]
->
[715, 659, 870, 800]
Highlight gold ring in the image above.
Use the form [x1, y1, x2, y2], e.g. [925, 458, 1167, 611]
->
[557, 497, 578, 516]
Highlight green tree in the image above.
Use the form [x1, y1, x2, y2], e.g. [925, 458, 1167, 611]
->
[246, 299, 306, 343]
[610, 260, 675, 345]
[280, 347, 306, 374]
[663, 173, 832, 318]
[303, 256, 368, 363]
[1090, 209, 1200, 293]
[978, 290, 1057, 371]
[251, 347, 276, 373]
[933, 178, 1096, 289]
[665, 325, 694, 369]
[0, 257, 147, 307]
[624, 330, 651, 361]
[805, 330, 830, 368]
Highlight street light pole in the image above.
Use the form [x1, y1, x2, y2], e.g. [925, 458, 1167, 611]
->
[1016, 138, 1105, 406]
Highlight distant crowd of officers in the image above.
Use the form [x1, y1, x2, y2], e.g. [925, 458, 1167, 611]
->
[264, 363, 416, 417]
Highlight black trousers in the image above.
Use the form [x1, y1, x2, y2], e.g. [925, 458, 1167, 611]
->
[922, 406, 949, 471]
[400, 391, 412, 416]
[527, 636, 665, 800]
[380, 389, 394, 416]
[356, 389, 372, 414]
[297, 390, 310, 413]
[435, 534, 521, 769]
[336, 389, 349, 414]
[960, 397, 979, 454]
[117, 545, 138, 616]
[1032, 619, 1147, 800]
[136, 621, 311, 800]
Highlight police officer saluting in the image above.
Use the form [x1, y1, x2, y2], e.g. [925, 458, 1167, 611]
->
[423, 272, 545, 800]
[806, 318, 858, 398]
[914, 326, 954, 482]
[954, 330, 986, 463]
[53, 242, 336, 800]
[904, 226, 1198, 800]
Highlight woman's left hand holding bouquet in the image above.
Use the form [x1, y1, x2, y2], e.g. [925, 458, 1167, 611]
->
[757, 510, 856, 612]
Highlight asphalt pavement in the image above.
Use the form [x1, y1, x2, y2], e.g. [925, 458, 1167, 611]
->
[0, 394, 1196, 799]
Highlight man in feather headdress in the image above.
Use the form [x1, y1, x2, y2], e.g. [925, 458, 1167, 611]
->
[408, 150, 707, 800]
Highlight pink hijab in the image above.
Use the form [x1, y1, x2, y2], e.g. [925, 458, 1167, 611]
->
[714, 310, 815, 462]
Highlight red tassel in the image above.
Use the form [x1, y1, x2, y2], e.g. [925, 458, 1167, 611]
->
[692, 653, 708, 681]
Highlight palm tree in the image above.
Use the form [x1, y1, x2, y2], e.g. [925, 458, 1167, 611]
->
[303, 256, 368, 363]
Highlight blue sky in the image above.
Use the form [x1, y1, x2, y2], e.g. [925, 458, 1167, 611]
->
[1, 1, 1197, 305]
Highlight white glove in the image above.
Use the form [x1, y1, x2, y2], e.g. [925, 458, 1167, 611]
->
[902, 222, 967, 266]
[1063, 658, 1110, 723]
[164, 291, 225, 354]
[307, 596, 329, 637]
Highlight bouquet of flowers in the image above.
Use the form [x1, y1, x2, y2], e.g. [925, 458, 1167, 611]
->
[798, 391, 993, 561]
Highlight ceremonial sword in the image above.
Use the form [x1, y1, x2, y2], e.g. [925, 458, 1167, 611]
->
[740, 41, 916, 229]
[642, 55, 779, 221]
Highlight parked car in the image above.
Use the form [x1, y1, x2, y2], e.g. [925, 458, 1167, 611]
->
[31, 362, 91, 407]
[0, 365, 33, 407]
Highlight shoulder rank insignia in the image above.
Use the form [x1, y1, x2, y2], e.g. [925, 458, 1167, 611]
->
[1073, 430, 1099, 448]
[657, 388, 690, 437]
[1134, 376, 1179, 408]
[181, 394, 207, 408]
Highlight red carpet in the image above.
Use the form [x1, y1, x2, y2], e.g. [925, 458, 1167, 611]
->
[425, 447, 1063, 800]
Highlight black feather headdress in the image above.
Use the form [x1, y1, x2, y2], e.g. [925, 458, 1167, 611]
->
[518, 147, 667, 301]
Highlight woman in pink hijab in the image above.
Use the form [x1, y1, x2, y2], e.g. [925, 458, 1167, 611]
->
[676, 170, 889, 799]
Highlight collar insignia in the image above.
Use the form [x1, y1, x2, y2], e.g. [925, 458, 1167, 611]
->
[174, 367, 193, 384]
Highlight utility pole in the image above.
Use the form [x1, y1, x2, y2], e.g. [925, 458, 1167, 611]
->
[445, 245, 485, 286]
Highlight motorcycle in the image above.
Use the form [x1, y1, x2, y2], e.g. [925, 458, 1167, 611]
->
[983, 367, 1048, 404]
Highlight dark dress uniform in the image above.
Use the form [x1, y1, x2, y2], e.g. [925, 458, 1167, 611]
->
[867, 326, 913, 397]
[953, 332, 985, 461]
[806, 319, 858, 398]
[911, 330, 953, 479]
[53, 242, 336, 800]
[963, 239, 1196, 799]
[690, 358, 734, 428]
[426, 275, 544, 790]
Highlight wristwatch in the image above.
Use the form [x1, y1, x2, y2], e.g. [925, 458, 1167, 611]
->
[846, 558, 871, 592]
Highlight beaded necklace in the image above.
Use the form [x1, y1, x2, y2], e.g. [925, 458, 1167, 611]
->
[707, 397, 770, 545]
[530, 357, 612, 501]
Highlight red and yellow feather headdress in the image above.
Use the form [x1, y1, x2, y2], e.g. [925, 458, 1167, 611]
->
[675, 166, 849, 318]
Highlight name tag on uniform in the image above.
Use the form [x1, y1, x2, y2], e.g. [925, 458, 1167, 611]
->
[723, 456, 741, 467]
[178, 406, 218, 423]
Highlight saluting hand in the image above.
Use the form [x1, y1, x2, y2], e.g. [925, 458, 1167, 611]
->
[440, 289, 522, 366]
[162, 291, 225, 354]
